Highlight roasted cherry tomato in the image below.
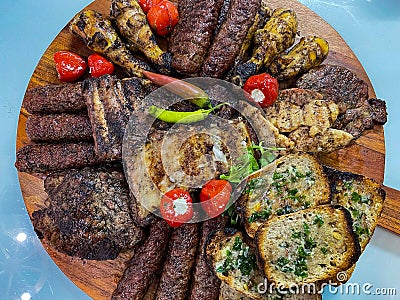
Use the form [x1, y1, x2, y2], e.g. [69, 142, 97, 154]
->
[137, 0, 162, 13]
[147, 0, 179, 36]
[88, 53, 114, 78]
[243, 73, 279, 108]
[200, 179, 232, 218]
[54, 51, 87, 82]
[160, 188, 193, 227]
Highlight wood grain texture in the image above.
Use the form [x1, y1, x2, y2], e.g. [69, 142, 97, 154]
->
[15, 0, 395, 299]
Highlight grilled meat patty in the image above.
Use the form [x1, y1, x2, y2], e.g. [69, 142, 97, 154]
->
[23, 82, 85, 114]
[15, 142, 99, 173]
[200, 0, 261, 78]
[189, 217, 226, 300]
[295, 64, 387, 137]
[112, 218, 171, 300]
[32, 167, 143, 260]
[26, 114, 92, 143]
[155, 223, 200, 300]
[170, 0, 224, 76]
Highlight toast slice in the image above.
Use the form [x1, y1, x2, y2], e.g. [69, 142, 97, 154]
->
[324, 166, 385, 250]
[255, 205, 361, 288]
[205, 229, 322, 299]
[239, 153, 330, 238]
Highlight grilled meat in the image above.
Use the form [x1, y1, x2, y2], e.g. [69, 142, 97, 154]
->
[200, 0, 261, 78]
[15, 142, 99, 173]
[32, 167, 143, 260]
[82, 75, 154, 161]
[70, 9, 151, 77]
[23, 82, 85, 114]
[110, 0, 172, 74]
[26, 114, 92, 142]
[263, 88, 354, 153]
[269, 36, 329, 81]
[234, 8, 298, 85]
[169, 0, 224, 75]
[123, 118, 252, 225]
[189, 217, 226, 300]
[155, 223, 200, 300]
[295, 64, 387, 137]
[112, 219, 171, 300]
[295, 64, 369, 113]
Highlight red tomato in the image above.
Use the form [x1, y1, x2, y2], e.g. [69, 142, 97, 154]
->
[243, 73, 279, 108]
[160, 188, 193, 227]
[147, 0, 179, 36]
[88, 53, 114, 78]
[200, 180, 232, 218]
[54, 51, 87, 82]
[137, 0, 162, 13]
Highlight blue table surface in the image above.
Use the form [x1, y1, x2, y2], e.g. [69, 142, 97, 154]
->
[0, 1, 399, 299]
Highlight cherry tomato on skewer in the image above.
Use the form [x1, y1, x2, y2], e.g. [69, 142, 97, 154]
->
[200, 179, 232, 218]
[159, 188, 193, 227]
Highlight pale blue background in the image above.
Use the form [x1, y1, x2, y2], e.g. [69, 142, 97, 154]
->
[0, 0, 399, 299]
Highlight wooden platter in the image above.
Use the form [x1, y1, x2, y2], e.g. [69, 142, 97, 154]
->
[15, 0, 400, 298]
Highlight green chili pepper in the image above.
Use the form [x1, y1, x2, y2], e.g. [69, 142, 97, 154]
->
[149, 102, 227, 124]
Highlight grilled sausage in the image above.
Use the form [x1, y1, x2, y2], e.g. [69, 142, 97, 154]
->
[112, 218, 171, 300]
[15, 142, 99, 173]
[200, 0, 261, 78]
[189, 217, 227, 300]
[26, 114, 92, 142]
[23, 82, 85, 114]
[169, 0, 224, 76]
[155, 223, 200, 300]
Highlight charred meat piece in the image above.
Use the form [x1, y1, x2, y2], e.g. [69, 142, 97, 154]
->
[170, 0, 224, 76]
[15, 142, 99, 173]
[295, 64, 369, 113]
[233, 8, 298, 85]
[70, 9, 151, 77]
[295, 64, 387, 137]
[189, 216, 226, 300]
[110, 0, 172, 74]
[82, 75, 154, 161]
[269, 35, 329, 81]
[200, 0, 261, 78]
[26, 114, 92, 142]
[112, 218, 171, 300]
[155, 223, 200, 300]
[32, 167, 143, 260]
[23, 82, 85, 114]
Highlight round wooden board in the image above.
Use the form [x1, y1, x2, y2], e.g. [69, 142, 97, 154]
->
[16, 0, 385, 299]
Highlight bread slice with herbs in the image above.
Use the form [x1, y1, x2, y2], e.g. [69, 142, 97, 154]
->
[239, 153, 330, 238]
[255, 205, 361, 288]
[205, 229, 322, 300]
[324, 166, 385, 250]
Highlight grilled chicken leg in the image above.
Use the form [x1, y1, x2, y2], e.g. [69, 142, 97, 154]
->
[69, 9, 151, 77]
[233, 8, 298, 85]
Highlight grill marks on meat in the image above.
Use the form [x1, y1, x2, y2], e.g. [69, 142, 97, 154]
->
[32, 167, 143, 260]
[112, 219, 171, 300]
[23, 82, 85, 114]
[200, 0, 261, 78]
[26, 114, 92, 142]
[155, 223, 200, 300]
[15, 142, 99, 173]
[295, 64, 387, 137]
[170, 0, 224, 75]
[189, 217, 226, 300]
[82, 75, 154, 161]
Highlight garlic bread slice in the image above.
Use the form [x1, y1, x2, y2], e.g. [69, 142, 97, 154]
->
[255, 205, 361, 288]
